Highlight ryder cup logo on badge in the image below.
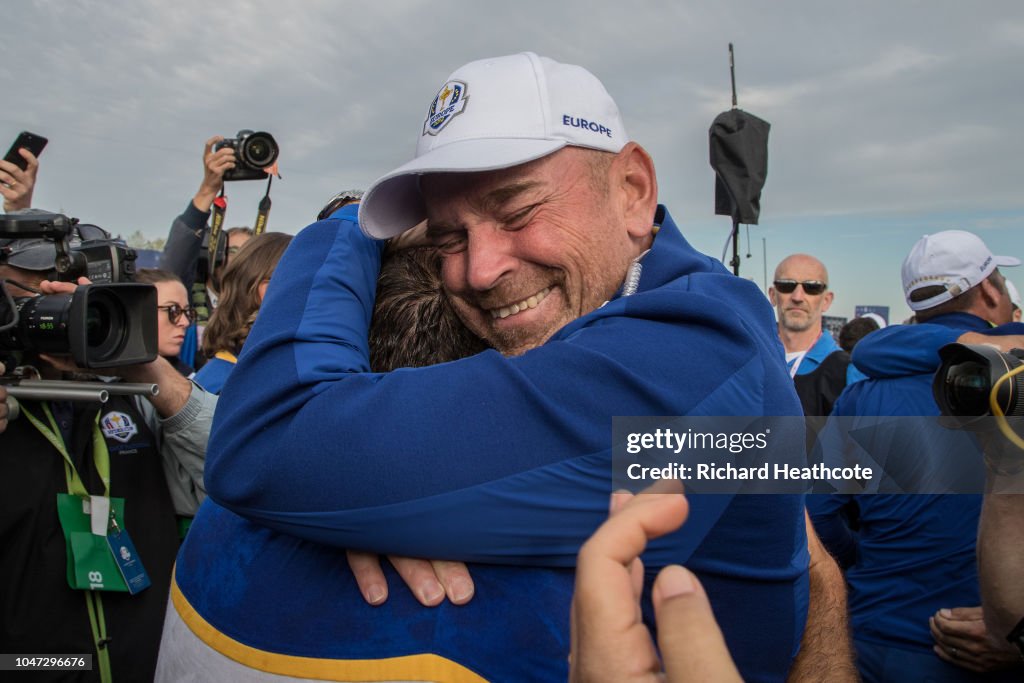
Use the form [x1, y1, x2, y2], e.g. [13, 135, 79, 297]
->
[423, 80, 468, 136]
[100, 411, 138, 443]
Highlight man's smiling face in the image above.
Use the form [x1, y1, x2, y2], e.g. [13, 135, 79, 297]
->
[423, 147, 642, 357]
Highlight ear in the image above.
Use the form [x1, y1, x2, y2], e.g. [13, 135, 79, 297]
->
[612, 143, 659, 239]
[768, 287, 778, 306]
[821, 291, 834, 313]
[978, 277, 1004, 310]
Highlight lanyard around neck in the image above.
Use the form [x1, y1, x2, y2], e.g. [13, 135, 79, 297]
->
[22, 403, 110, 498]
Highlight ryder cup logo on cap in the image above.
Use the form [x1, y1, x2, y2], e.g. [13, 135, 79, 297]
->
[424, 80, 468, 136]
[901, 230, 1021, 311]
[360, 52, 630, 239]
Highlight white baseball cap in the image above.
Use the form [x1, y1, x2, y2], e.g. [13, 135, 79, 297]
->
[901, 230, 1020, 311]
[358, 52, 629, 239]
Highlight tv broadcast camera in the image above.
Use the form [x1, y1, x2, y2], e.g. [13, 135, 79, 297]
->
[0, 212, 158, 410]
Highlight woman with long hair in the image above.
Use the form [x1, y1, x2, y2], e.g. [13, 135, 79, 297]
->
[193, 232, 292, 393]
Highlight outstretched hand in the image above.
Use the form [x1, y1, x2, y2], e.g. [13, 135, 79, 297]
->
[570, 482, 741, 683]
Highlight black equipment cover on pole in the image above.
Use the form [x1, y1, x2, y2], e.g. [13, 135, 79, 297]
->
[709, 109, 770, 225]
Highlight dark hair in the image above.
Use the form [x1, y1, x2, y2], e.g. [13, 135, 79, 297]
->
[369, 247, 488, 372]
[838, 317, 880, 353]
[913, 271, 1004, 322]
[135, 268, 184, 286]
[202, 232, 292, 357]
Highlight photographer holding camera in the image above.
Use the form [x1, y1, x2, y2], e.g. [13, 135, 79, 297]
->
[0, 230, 216, 682]
[159, 136, 257, 369]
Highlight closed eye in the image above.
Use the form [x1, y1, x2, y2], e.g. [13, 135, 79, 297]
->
[503, 204, 540, 230]
[431, 231, 467, 254]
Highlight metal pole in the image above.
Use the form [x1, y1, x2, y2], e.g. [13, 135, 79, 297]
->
[15, 379, 159, 397]
[763, 237, 768, 292]
[6, 385, 109, 403]
[729, 43, 738, 109]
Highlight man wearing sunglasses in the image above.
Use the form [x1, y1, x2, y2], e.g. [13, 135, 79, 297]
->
[769, 254, 838, 379]
[769, 254, 868, 421]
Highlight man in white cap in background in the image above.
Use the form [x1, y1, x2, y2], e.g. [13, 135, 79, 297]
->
[158, 52, 855, 681]
[809, 230, 1023, 682]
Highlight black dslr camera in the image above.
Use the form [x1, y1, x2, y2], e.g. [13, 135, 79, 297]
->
[0, 213, 156, 369]
[933, 343, 1024, 427]
[214, 130, 279, 181]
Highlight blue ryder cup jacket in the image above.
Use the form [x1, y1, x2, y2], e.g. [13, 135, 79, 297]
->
[174, 204, 809, 682]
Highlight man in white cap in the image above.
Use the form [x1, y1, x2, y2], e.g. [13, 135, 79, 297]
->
[160, 53, 832, 681]
[809, 230, 1024, 681]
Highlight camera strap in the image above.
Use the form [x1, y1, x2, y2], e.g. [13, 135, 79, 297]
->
[208, 188, 227, 272]
[254, 174, 273, 235]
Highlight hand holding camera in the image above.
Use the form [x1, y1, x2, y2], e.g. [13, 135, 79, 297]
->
[193, 136, 238, 212]
[213, 130, 279, 182]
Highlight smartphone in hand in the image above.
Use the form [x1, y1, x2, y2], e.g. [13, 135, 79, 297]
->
[3, 131, 48, 171]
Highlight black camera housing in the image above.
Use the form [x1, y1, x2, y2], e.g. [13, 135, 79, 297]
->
[0, 213, 156, 368]
[933, 342, 1024, 428]
[214, 130, 279, 181]
[0, 213, 136, 283]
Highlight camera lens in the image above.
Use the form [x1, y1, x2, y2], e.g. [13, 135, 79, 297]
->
[86, 302, 106, 346]
[935, 343, 1024, 421]
[81, 289, 127, 362]
[240, 132, 279, 168]
[943, 361, 991, 416]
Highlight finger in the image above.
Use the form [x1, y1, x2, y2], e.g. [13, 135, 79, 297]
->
[932, 612, 988, 640]
[38, 353, 78, 374]
[428, 560, 475, 605]
[345, 551, 389, 605]
[655, 565, 742, 682]
[17, 148, 38, 171]
[929, 622, 992, 659]
[38, 279, 79, 295]
[937, 606, 985, 622]
[388, 556, 446, 606]
[578, 489, 687, 568]
[932, 646, 987, 673]
[203, 135, 224, 155]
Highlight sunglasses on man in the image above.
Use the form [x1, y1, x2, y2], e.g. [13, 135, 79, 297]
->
[157, 303, 197, 325]
[773, 280, 828, 296]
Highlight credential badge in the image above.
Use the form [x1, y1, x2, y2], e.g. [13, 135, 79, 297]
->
[100, 411, 138, 444]
[423, 80, 468, 136]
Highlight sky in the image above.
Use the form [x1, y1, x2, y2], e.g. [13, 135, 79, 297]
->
[3, 0, 1023, 322]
